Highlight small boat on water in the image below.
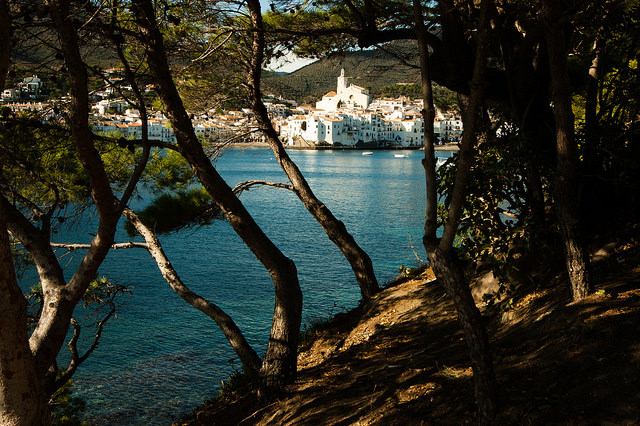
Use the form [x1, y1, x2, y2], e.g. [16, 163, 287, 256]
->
[362, 151, 373, 156]
[394, 153, 409, 158]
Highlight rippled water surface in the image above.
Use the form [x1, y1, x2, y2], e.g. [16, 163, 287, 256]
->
[31, 148, 452, 424]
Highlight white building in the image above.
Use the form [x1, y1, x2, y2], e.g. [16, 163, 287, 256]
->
[1, 88, 19, 102]
[282, 108, 426, 148]
[316, 69, 371, 112]
[18, 76, 42, 99]
[3, 102, 50, 113]
[386, 118, 424, 146]
[281, 70, 431, 147]
[278, 69, 453, 147]
[92, 99, 131, 115]
[439, 114, 463, 143]
[91, 119, 176, 143]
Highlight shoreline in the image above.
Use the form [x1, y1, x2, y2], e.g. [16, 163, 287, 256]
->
[224, 142, 460, 151]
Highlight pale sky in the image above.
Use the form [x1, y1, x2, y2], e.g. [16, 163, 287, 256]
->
[266, 51, 318, 73]
[257, 0, 319, 73]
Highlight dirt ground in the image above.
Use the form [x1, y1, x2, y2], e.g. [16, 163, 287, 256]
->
[178, 239, 640, 425]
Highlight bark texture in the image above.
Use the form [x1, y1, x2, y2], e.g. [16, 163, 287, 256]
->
[245, 0, 379, 299]
[1, 204, 51, 425]
[418, 1, 497, 423]
[1, 15, 50, 418]
[413, 0, 438, 245]
[27, 0, 120, 381]
[131, 0, 302, 392]
[542, 1, 591, 301]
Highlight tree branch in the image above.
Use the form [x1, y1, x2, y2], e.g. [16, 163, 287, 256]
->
[113, 34, 152, 213]
[439, 0, 492, 250]
[232, 180, 294, 196]
[91, 133, 180, 152]
[50, 242, 149, 251]
[54, 302, 116, 392]
[122, 207, 261, 376]
[1, 195, 66, 288]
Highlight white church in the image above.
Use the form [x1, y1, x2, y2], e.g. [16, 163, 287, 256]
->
[279, 69, 461, 147]
[315, 69, 371, 111]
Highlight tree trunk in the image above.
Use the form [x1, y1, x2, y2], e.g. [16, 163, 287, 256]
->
[0, 196, 74, 384]
[542, 1, 591, 301]
[417, 0, 497, 422]
[3, 0, 146, 404]
[427, 247, 497, 422]
[27, 0, 121, 380]
[0, 204, 51, 425]
[123, 208, 262, 377]
[245, 0, 379, 300]
[131, 0, 302, 392]
[413, 0, 438, 245]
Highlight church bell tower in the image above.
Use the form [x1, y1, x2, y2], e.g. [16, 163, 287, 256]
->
[337, 68, 348, 93]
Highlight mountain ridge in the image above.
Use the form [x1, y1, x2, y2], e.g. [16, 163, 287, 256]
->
[262, 47, 423, 104]
[262, 48, 458, 110]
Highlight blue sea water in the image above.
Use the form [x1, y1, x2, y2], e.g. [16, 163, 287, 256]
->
[26, 148, 452, 424]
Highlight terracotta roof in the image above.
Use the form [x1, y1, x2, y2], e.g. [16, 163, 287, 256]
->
[321, 117, 343, 122]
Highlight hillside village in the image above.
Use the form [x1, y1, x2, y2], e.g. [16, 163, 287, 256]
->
[276, 69, 462, 147]
[1, 68, 463, 147]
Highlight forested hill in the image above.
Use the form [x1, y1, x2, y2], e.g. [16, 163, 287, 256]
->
[11, 37, 452, 109]
[262, 48, 455, 107]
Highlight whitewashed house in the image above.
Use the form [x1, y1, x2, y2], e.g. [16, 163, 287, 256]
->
[280, 70, 433, 147]
[440, 114, 463, 143]
[2, 88, 19, 102]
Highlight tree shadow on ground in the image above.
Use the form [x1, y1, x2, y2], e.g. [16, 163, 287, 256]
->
[179, 242, 640, 425]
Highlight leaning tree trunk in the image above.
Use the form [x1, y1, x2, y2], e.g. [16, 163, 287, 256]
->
[117, 48, 262, 377]
[123, 208, 262, 377]
[0, 203, 51, 425]
[3, 0, 147, 408]
[132, 0, 302, 392]
[245, 0, 379, 300]
[542, 1, 591, 301]
[416, 0, 497, 423]
[28, 0, 122, 381]
[426, 246, 497, 422]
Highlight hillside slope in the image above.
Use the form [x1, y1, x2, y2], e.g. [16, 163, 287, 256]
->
[262, 48, 422, 105]
[179, 233, 640, 425]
